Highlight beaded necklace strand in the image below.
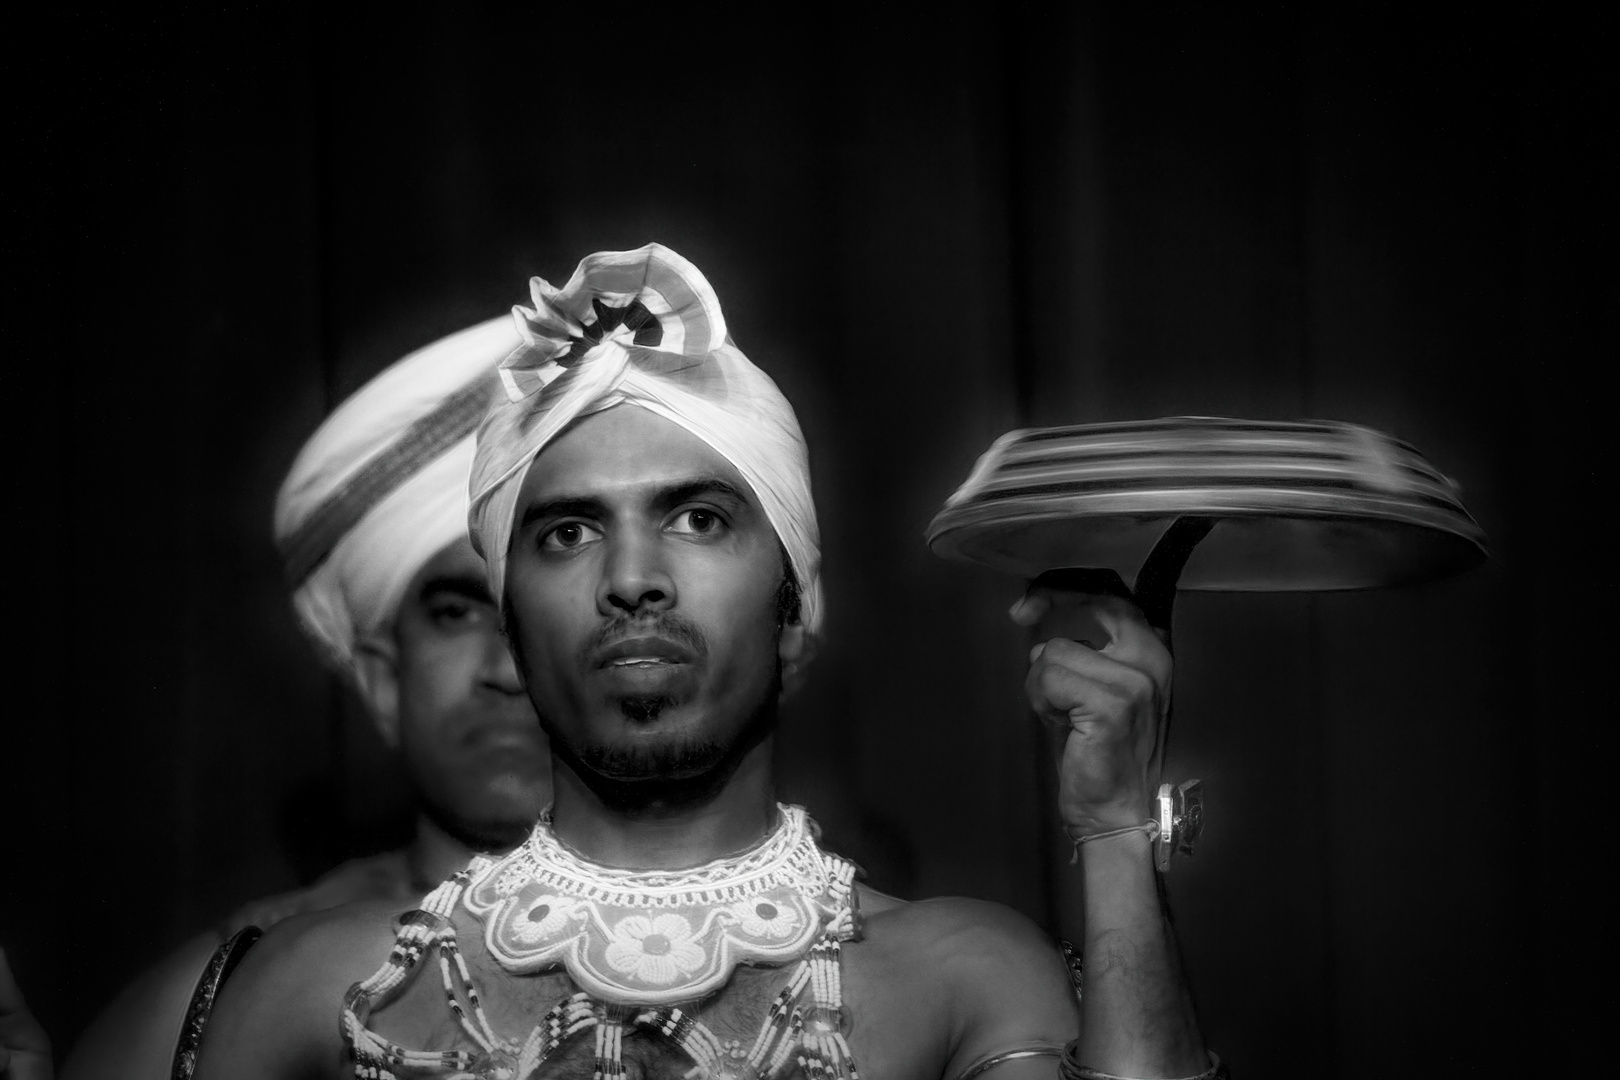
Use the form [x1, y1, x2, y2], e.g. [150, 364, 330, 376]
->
[342, 851, 862, 1078]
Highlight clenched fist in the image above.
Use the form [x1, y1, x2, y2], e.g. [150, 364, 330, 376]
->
[1011, 571, 1172, 838]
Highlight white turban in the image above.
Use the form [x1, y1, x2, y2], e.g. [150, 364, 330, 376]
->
[468, 243, 822, 638]
[275, 317, 522, 671]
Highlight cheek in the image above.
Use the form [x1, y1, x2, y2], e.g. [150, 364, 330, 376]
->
[698, 566, 786, 676]
[512, 593, 586, 662]
[400, 621, 495, 696]
[508, 600, 594, 711]
[397, 643, 476, 717]
[508, 558, 593, 642]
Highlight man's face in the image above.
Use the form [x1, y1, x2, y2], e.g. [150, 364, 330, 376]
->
[387, 538, 551, 848]
[503, 405, 792, 787]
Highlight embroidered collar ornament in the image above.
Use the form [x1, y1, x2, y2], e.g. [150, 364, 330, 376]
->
[343, 806, 864, 1079]
[464, 804, 859, 1006]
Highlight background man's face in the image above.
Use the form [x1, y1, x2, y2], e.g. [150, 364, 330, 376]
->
[391, 538, 551, 847]
[503, 405, 788, 785]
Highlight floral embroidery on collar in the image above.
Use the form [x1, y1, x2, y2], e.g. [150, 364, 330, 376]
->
[463, 804, 858, 1004]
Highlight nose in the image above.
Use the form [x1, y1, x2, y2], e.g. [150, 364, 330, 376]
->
[479, 626, 525, 695]
[597, 530, 676, 618]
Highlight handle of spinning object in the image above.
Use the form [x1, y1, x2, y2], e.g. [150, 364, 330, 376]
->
[1131, 515, 1215, 644]
[1137, 517, 1212, 871]
[1029, 516, 1213, 871]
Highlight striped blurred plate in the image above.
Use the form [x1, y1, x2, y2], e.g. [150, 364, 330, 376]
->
[926, 417, 1487, 590]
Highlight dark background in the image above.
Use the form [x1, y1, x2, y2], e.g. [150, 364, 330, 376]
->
[5, 5, 1611, 1076]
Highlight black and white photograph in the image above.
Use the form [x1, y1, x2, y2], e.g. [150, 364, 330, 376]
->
[3, 6, 1610, 1078]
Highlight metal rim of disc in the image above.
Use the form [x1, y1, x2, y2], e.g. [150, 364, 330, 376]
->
[927, 418, 1489, 590]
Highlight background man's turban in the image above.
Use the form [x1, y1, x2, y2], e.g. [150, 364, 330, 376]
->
[469, 243, 822, 638]
[275, 317, 520, 671]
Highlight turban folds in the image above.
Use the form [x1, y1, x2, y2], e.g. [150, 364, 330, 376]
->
[469, 244, 822, 637]
[275, 317, 521, 671]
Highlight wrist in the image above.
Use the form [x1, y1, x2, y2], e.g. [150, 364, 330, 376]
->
[1072, 827, 1161, 919]
[1063, 821, 1157, 864]
[1075, 826, 1156, 875]
[1065, 780, 1205, 874]
[1060, 797, 1155, 839]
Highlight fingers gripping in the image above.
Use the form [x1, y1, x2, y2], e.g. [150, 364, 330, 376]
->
[1015, 584, 1175, 830]
[1019, 589, 1173, 713]
[1027, 640, 1162, 760]
[1012, 586, 1172, 678]
[1027, 640, 1147, 718]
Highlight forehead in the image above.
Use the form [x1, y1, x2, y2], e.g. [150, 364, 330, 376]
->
[518, 404, 754, 506]
[409, 536, 485, 587]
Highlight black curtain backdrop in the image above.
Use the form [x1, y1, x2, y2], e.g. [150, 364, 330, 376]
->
[5, 6, 1611, 1076]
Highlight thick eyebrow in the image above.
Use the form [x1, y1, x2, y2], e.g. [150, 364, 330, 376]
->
[517, 476, 754, 530]
[518, 496, 610, 531]
[417, 574, 494, 605]
[654, 477, 752, 514]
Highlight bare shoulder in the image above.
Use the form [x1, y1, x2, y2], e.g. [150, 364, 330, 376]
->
[193, 897, 408, 1080]
[850, 886, 1078, 1075]
[63, 932, 222, 1080]
[857, 885, 1073, 984]
[67, 856, 419, 1080]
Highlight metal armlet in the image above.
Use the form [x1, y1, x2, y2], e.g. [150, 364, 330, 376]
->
[171, 926, 263, 1080]
[953, 1044, 1067, 1080]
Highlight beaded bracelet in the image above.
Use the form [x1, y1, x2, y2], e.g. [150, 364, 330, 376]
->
[1058, 1045, 1227, 1080]
[1063, 821, 1160, 864]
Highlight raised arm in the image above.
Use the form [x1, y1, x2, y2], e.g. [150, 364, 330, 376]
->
[1017, 583, 1210, 1079]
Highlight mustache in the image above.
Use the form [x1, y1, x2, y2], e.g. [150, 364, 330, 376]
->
[577, 612, 710, 667]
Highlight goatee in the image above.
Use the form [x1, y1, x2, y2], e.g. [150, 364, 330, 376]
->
[545, 671, 781, 812]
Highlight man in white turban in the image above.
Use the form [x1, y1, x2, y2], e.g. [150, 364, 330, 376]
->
[193, 244, 1219, 1080]
[65, 319, 552, 1080]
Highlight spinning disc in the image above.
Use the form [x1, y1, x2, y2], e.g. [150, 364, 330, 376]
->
[927, 417, 1487, 591]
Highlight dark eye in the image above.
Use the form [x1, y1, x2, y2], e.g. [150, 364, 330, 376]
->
[670, 509, 724, 536]
[541, 521, 602, 552]
[427, 599, 491, 629]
